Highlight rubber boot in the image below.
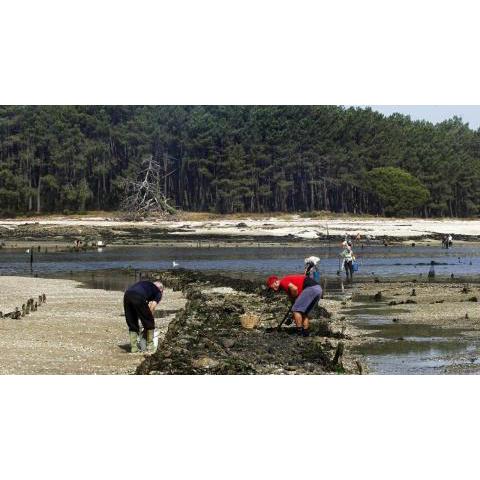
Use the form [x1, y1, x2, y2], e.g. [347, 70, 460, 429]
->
[146, 329, 156, 353]
[129, 331, 139, 353]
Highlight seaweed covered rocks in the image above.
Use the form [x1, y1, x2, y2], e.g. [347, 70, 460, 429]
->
[136, 270, 359, 375]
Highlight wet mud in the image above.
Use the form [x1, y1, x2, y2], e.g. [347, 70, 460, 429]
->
[343, 281, 480, 374]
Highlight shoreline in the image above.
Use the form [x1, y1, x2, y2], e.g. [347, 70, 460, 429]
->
[2, 214, 480, 247]
[2, 238, 480, 249]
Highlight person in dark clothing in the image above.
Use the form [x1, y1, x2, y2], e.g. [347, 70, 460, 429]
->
[124, 280, 164, 353]
[442, 235, 449, 249]
[266, 274, 322, 336]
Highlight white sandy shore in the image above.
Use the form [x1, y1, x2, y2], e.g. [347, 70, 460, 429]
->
[1, 215, 480, 239]
[0, 276, 185, 374]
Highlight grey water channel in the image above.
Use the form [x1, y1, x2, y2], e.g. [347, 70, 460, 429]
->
[1, 243, 479, 278]
[1, 243, 480, 374]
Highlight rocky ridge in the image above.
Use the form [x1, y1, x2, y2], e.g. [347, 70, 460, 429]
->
[136, 270, 361, 375]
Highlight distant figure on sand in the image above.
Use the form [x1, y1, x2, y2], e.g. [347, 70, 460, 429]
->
[442, 235, 448, 249]
[266, 274, 322, 337]
[123, 280, 164, 353]
[340, 241, 355, 283]
[442, 234, 453, 249]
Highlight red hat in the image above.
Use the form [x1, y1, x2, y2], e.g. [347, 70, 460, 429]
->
[266, 275, 279, 288]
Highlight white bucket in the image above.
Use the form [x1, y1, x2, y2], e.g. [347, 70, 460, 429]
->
[138, 329, 159, 352]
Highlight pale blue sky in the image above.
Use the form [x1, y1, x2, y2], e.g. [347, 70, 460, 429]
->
[365, 106, 480, 130]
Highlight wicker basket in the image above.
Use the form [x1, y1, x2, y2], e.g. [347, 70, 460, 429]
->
[240, 312, 261, 329]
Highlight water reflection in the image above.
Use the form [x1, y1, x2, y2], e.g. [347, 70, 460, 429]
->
[349, 303, 480, 374]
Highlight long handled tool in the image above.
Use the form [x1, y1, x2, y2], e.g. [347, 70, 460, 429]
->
[266, 303, 293, 333]
[276, 303, 294, 331]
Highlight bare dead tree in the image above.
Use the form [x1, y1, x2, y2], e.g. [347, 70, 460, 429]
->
[121, 155, 176, 218]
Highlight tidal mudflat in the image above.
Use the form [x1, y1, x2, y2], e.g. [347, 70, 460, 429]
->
[0, 276, 185, 374]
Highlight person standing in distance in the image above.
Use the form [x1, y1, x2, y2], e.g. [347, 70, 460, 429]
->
[340, 240, 355, 283]
[124, 279, 164, 353]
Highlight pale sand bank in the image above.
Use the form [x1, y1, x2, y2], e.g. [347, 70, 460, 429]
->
[2, 215, 480, 239]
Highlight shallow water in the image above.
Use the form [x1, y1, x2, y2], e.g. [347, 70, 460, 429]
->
[66, 270, 138, 293]
[349, 302, 480, 374]
[1, 244, 480, 279]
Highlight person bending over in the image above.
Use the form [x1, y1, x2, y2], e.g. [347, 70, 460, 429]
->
[123, 280, 164, 353]
[266, 274, 322, 337]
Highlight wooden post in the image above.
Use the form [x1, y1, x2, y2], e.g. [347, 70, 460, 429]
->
[355, 360, 363, 375]
[332, 342, 344, 366]
[320, 277, 328, 297]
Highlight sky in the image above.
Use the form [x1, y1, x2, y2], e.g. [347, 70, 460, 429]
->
[366, 106, 480, 130]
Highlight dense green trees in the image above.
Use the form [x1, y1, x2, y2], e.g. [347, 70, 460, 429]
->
[366, 167, 430, 216]
[0, 105, 479, 217]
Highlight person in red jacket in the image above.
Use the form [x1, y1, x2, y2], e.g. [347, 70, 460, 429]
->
[266, 274, 322, 336]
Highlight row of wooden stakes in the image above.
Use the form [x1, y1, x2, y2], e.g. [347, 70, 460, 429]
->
[0, 294, 47, 319]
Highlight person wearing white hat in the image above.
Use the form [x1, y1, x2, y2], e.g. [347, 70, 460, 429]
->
[340, 241, 355, 283]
